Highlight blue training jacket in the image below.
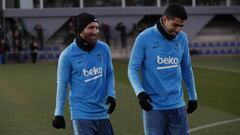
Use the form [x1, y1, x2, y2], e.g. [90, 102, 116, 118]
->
[54, 40, 115, 120]
[128, 25, 197, 110]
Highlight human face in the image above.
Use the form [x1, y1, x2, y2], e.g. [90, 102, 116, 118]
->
[163, 16, 186, 36]
[80, 22, 99, 44]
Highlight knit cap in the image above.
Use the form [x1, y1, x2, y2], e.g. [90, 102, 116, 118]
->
[77, 13, 98, 32]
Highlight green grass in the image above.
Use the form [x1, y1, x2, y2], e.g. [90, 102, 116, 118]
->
[0, 57, 240, 135]
[192, 56, 240, 71]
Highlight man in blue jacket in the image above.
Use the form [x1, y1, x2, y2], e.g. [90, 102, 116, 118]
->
[52, 13, 116, 135]
[128, 3, 197, 135]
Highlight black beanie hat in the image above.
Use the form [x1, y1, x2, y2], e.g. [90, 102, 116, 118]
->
[77, 13, 98, 33]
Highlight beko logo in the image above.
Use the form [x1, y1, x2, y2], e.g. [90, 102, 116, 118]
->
[83, 67, 103, 77]
[157, 56, 178, 64]
[156, 56, 178, 70]
[83, 67, 103, 82]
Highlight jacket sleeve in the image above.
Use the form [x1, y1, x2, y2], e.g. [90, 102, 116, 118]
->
[54, 50, 71, 116]
[128, 35, 145, 96]
[106, 46, 116, 98]
[181, 34, 197, 101]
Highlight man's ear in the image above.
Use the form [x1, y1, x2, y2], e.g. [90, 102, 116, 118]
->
[162, 16, 167, 23]
[79, 33, 83, 38]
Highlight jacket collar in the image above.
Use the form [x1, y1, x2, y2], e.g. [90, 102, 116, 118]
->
[75, 34, 96, 52]
[156, 17, 176, 40]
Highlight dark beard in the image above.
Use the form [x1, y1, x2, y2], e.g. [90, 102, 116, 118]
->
[76, 34, 96, 52]
[85, 34, 97, 45]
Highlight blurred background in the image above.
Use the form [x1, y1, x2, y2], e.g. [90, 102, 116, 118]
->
[0, 0, 239, 135]
[0, 0, 240, 62]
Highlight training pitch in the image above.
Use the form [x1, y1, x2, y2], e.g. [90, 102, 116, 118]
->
[0, 56, 239, 135]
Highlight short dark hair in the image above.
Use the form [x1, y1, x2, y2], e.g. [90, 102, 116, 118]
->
[164, 3, 188, 20]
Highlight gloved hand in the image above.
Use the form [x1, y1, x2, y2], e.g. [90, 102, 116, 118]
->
[187, 100, 198, 114]
[106, 96, 116, 114]
[137, 92, 153, 111]
[52, 116, 66, 129]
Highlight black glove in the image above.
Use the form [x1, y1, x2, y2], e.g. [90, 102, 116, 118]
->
[52, 116, 66, 129]
[137, 92, 153, 111]
[106, 96, 116, 114]
[187, 100, 198, 114]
